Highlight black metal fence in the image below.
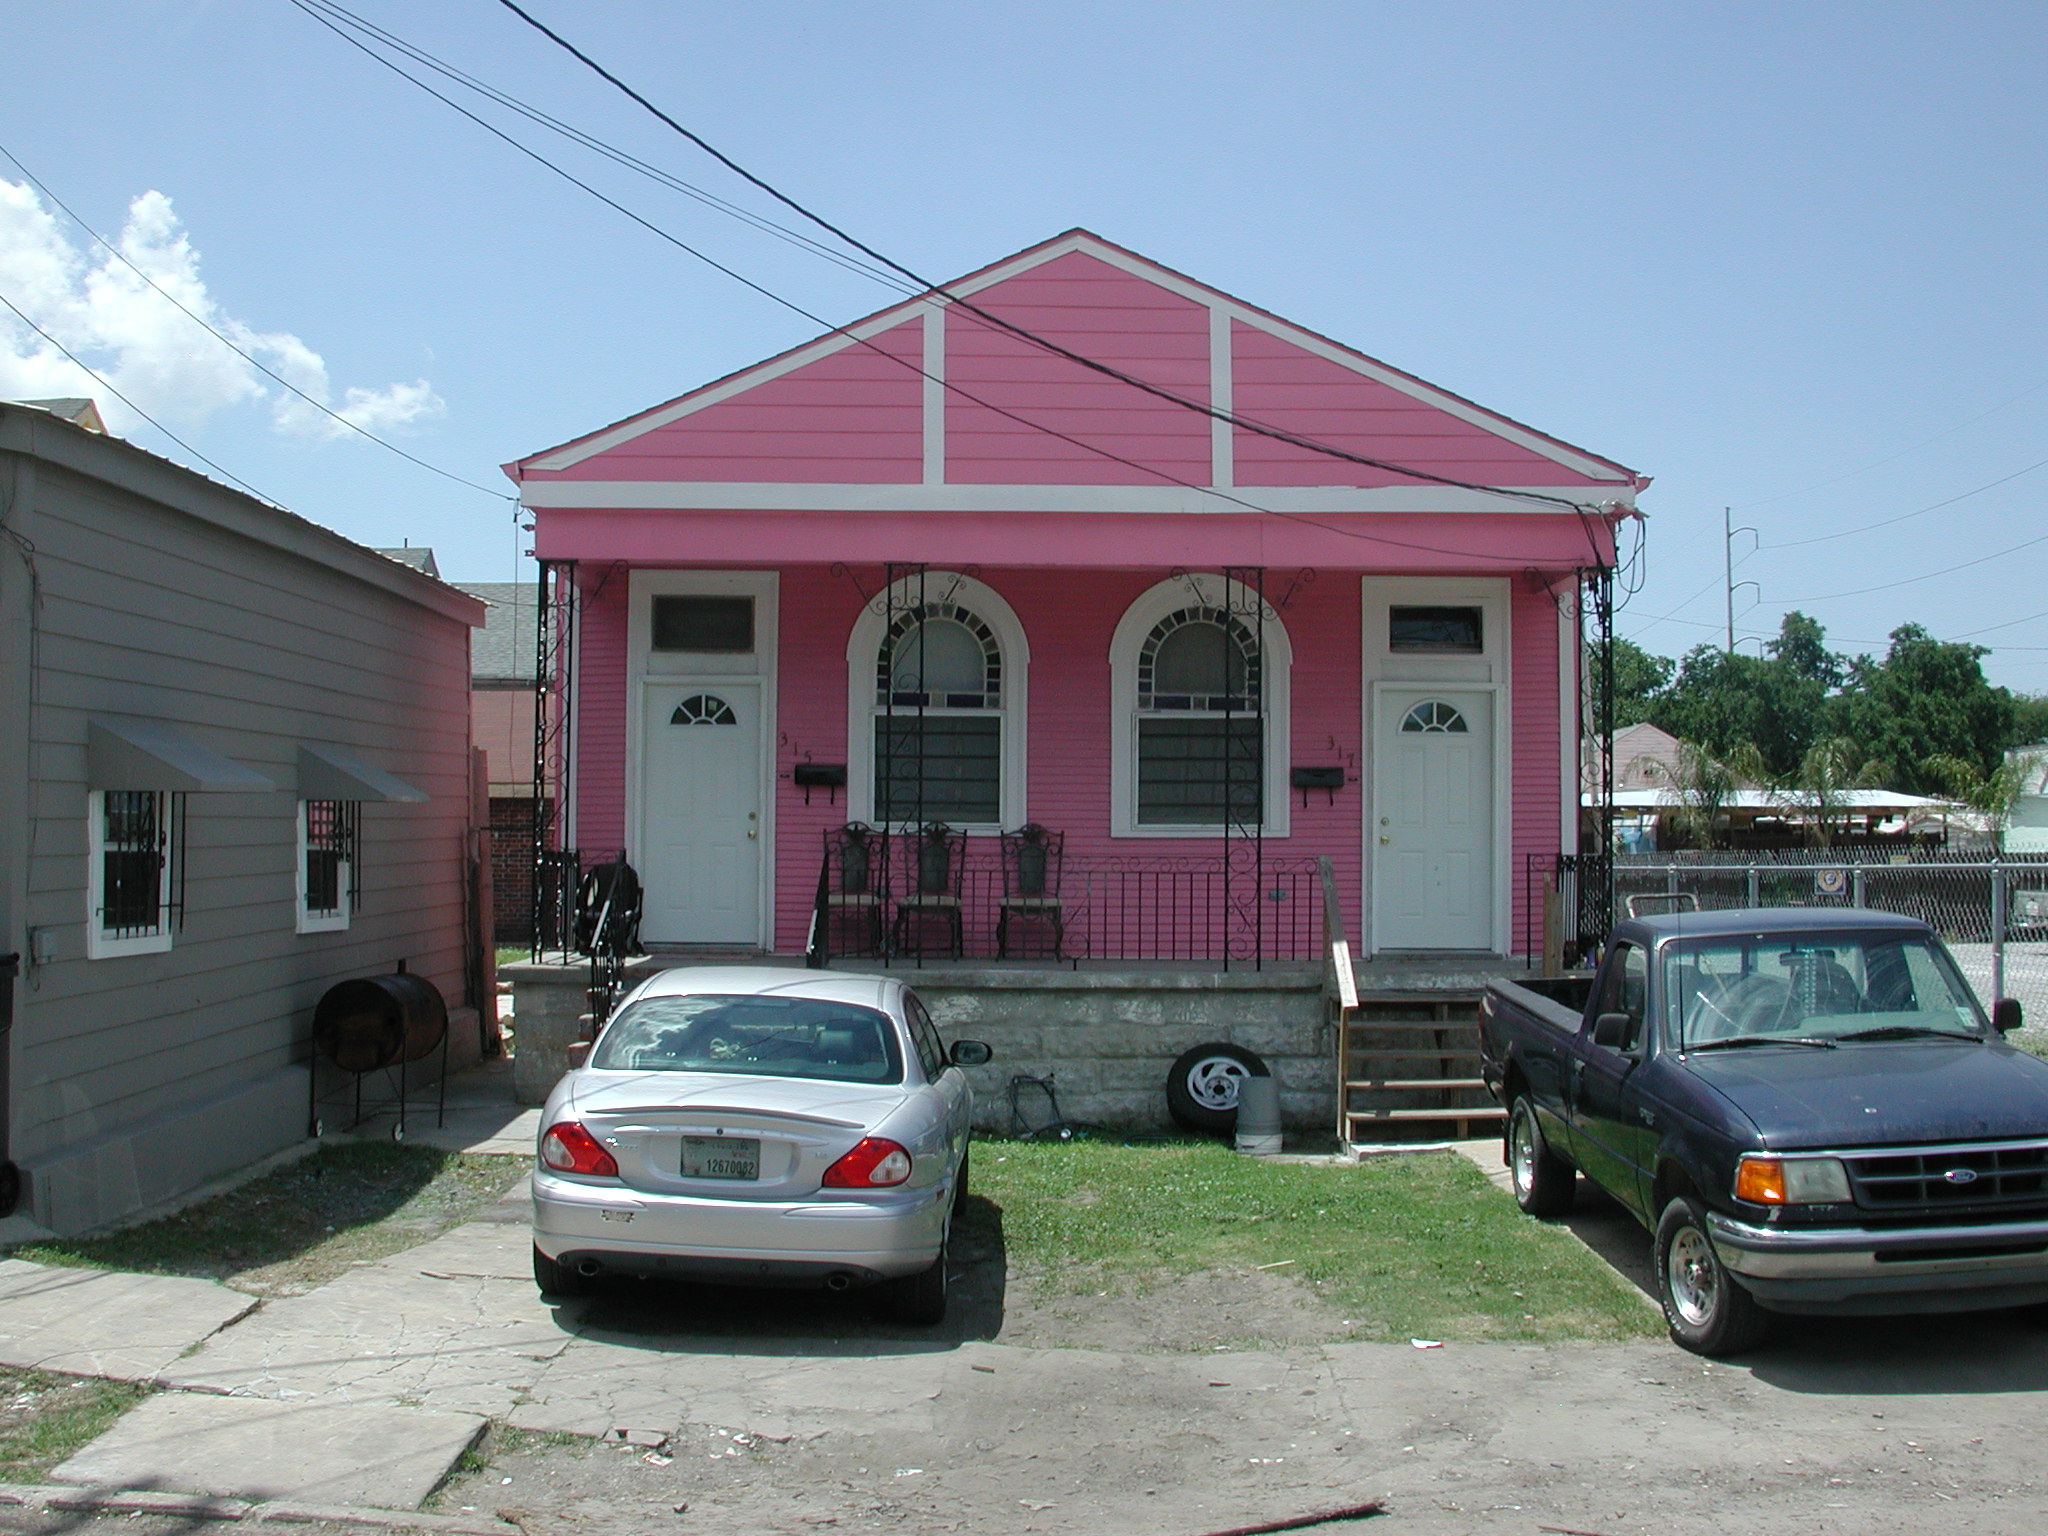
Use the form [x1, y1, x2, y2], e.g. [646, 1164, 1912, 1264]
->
[811, 847, 1323, 968]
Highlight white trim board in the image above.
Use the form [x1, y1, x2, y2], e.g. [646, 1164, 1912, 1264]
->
[521, 231, 1637, 485]
[519, 481, 1632, 515]
[624, 570, 780, 951]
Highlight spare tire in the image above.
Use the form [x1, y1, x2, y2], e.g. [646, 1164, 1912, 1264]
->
[1165, 1043, 1270, 1137]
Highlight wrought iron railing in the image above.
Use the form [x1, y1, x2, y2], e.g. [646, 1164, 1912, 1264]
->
[809, 845, 1322, 968]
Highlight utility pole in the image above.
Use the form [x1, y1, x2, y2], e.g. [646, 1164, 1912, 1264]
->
[1724, 507, 1758, 655]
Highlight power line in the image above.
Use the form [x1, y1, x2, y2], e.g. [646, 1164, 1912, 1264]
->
[1762, 449, 2048, 549]
[298, 0, 921, 298]
[0, 287, 282, 505]
[292, 2, 1611, 571]
[1776, 525, 2048, 604]
[490, 0, 1621, 524]
[0, 139, 510, 503]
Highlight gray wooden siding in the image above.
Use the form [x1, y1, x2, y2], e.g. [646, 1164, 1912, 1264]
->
[2, 428, 482, 1234]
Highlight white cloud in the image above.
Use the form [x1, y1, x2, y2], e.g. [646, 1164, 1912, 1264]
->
[0, 181, 443, 440]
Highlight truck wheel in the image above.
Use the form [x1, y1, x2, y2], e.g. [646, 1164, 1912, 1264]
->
[1507, 1097, 1576, 1216]
[1165, 1044, 1269, 1136]
[1654, 1197, 1770, 1357]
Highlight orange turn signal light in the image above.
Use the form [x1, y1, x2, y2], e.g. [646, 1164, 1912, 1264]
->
[1734, 1156, 1789, 1205]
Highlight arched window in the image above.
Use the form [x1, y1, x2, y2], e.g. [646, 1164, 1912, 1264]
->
[846, 573, 1029, 829]
[1110, 576, 1291, 836]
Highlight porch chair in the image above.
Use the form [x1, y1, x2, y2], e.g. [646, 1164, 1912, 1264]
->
[892, 823, 966, 959]
[997, 823, 1065, 959]
[820, 823, 891, 960]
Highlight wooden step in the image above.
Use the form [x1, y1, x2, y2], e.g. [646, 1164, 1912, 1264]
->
[1347, 1105, 1507, 1123]
[1343, 1047, 1483, 1060]
[1345, 1077, 1488, 1092]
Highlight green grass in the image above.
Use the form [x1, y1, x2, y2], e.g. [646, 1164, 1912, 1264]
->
[0, 1367, 150, 1482]
[975, 1141, 1659, 1343]
[12, 1144, 529, 1296]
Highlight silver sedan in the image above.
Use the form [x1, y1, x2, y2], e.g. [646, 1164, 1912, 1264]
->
[531, 967, 990, 1324]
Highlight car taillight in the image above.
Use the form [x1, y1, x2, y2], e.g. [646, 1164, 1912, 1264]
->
[822, 1137, 913, 1188]
[540, 1121, 619, 1178]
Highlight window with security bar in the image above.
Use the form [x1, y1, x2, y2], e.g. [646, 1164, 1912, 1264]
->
[88, 790, 182, 958]
[1135, 609, 1264, 826]
[298, 798, 360, 934]
[873, 603, 1003, 825]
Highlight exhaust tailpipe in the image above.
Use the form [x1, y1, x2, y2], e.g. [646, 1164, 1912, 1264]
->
[575, 1258, 603, 1277]
[823, 1271, 854, 1292]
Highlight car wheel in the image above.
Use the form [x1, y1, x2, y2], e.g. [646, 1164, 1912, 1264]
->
[1654, 1197, 1770, 1357]
[1507, 1097, 1575, 1217]
[890, 1228, 950, 1326]
[532, 1245, 590, 1299]
[952, 1148, 970, 1218]
[1165, 1043, 1269, 1137]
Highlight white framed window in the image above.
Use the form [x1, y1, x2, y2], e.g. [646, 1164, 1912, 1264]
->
[846, 571, 1029, 831]
[297, 798, 359, 934]
[1109, 575, 1292, 837]
[86, 789, 179, 958]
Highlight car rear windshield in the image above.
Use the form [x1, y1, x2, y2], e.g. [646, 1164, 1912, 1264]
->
[1663, 931, 1987, 1050]
[590, 994, 904, 1084]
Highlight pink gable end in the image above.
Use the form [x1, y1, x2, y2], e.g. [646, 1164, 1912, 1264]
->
[547, 318, 924, 483]
[1231, 321, 1605, 489]
[946, 251, 1211, 485]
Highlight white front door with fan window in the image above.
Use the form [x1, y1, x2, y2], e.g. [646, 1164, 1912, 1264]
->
[1374, 689, 1495, 950]
[641, 684, 762, 945]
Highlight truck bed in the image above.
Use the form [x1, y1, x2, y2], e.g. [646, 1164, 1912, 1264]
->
[1487, 974, 1592, 1034]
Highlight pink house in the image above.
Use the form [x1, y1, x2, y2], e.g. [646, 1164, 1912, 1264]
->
[506, 231, 1642, 966]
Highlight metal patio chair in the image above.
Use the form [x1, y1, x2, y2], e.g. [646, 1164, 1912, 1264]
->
[820, 823, 891, 960]
[892, 823, 966, 959]
[998, 823, 1065, 959]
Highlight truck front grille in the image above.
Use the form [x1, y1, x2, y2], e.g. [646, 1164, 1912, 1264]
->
[1846, 1139, 2048, 1213]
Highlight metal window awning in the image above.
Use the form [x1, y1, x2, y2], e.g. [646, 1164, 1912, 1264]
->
[296, 744, 428, 804]
[88, 718, 274, 793]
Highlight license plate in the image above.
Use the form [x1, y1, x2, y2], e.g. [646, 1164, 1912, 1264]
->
[680, 1136, 760, 1181]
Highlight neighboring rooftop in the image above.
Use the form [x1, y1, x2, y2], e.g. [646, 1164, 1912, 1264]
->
[13, 397, 107, 433]
[456, 581, 537, 682]
[374, 545, 441, 579]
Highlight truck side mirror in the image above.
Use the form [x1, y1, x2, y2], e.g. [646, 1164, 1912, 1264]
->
[1994, 997, 2024, 1034]
[1592, 1012, 1636, 1051]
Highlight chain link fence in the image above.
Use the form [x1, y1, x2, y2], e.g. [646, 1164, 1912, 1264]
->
[1598, 852, 2048, 1045]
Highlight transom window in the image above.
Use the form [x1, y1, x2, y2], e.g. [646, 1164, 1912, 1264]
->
[1401, 700, 1469, 734]
[1136, 607, 1265, 826]
[671, 693, 738, 726]
[652, 595, 754, 653]
[1390, 605, 1483, 654]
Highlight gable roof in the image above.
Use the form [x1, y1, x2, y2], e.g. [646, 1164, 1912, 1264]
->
[506, 229, 1642, 493]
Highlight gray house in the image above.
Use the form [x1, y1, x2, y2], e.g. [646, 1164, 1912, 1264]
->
[0, 400, 487, 1235]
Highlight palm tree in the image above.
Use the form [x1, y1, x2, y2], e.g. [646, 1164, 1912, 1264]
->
[1774, 737, 1887, 848]
[1924, 752, 2031, 854]
[1653, 742, 1763, 849]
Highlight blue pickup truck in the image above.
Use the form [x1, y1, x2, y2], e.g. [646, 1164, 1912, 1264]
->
[1480, 907, 2048, 1354]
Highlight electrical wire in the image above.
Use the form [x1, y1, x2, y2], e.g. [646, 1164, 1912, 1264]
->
[1762, 450, 2048, 549]
[297, 0, 921, 298]
[292, 0, 1616, 570]
[0, 287, 283, 505]
[1775, 525, 2048, 604]
[0, 140, 511, 503]
[490, 0, 1622, 525]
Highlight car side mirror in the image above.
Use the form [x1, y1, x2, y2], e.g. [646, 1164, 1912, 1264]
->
[950, 1039, 993, 1067]
[1994, 997, 2024, 1034]
[1591, 1012, 1636, 1052]
[566, 1039, 593, 1070]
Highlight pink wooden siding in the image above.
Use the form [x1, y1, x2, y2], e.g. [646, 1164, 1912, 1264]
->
[1232, 322, 1608, 489]
[945, 252, 1213, 485]
[538, 320, 924, 484]
[571, 573, 630, 857]
[1509, 580, 1565, 954]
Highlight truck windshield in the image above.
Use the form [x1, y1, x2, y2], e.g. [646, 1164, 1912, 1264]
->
[1662, 932, 1987, 1052]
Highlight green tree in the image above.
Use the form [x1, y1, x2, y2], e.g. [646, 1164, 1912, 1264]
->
[1610, 638, 1674, 728]
[2013, 694, 2048, 747]
[1831, 625, 2016, 794]
[1646, 613, 1841, 778]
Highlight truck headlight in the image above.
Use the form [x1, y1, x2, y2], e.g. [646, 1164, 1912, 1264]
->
[1735, 1154, 1851, 1206]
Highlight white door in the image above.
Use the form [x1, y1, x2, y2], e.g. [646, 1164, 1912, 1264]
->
[641, 684, 762, 945]
[1374, 690, 1494, 950]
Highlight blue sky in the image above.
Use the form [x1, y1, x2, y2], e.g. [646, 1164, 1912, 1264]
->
[5, 2, 2046, 689]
